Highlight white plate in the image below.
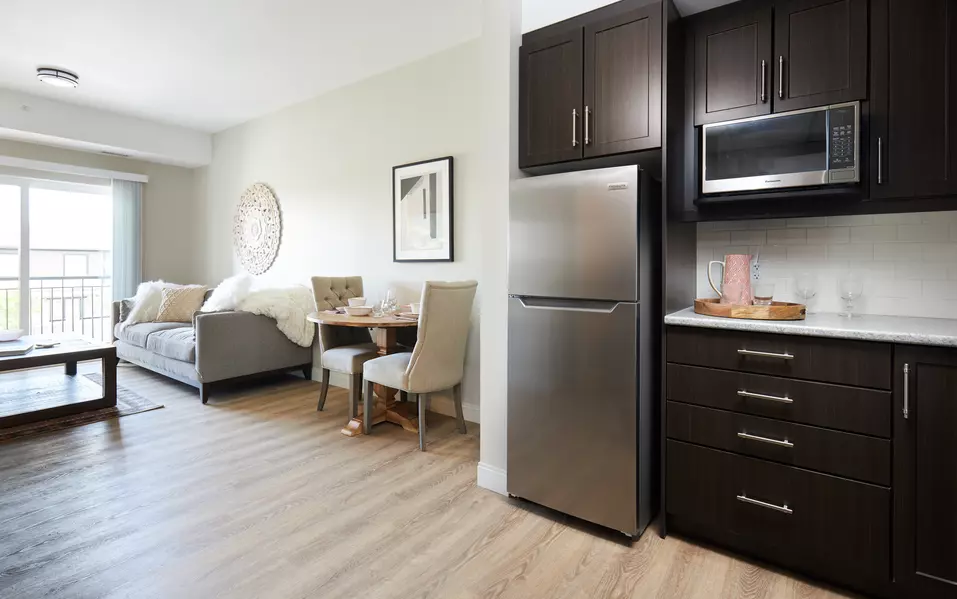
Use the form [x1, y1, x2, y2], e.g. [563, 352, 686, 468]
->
[0, 330, 24, 342]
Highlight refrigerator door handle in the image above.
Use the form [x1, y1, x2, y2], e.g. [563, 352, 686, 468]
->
[514, 296, 622, 314]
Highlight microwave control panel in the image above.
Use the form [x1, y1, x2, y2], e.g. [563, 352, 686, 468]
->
[828, 105, 857, 171]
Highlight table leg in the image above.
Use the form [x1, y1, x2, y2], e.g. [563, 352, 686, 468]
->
[340, 326, 419, 436]
[65, 361, 77, 376]
[101, 353, 117, 408]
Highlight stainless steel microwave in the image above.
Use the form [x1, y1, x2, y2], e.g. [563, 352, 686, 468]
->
[701, 102, 860, 195]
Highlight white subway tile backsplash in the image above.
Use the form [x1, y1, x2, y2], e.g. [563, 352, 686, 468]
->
[851, 225, 897, 243]
[897, 223, 950, 243]
[788, 217, 827, 228]
[807, 227, 850, 244]
[923, 280, 957, 300]
[730, 230, 767, 244]
[873, 213, 923, 225]
[874, 243, 923, 262]
[827, 215, 874, 227]
[696, 211, 957, 317]
[828, 244, 874, 261]
[767, 228, 807, 245]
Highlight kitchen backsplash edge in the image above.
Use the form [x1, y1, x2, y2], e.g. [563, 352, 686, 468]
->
[696, 211, 957, 318]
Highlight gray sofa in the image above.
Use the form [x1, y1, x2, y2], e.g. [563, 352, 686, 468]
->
[111, 299, 312, 403]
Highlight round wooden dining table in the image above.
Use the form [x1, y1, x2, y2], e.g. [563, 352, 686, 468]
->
[306, 311, 419, 437]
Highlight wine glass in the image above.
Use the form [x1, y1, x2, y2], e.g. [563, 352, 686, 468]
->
[795, 272, 818, 312]
[838, 273, 864, 318]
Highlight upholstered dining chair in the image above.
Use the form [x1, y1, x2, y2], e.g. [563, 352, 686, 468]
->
[310, 276, 379, 415]
[362, 280, 477, 451]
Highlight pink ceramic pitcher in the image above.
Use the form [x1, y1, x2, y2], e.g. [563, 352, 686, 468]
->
[708, 254, 753, 305]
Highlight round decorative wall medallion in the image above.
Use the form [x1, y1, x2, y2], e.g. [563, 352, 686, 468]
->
[233, 183, 282, 275]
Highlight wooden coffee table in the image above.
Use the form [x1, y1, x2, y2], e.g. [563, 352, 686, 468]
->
[0, 334, 116, 429]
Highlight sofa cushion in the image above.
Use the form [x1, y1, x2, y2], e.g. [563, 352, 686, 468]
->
[146, 327, 197, 363]
[116, 322, 186, 349]
[321, 343, 379, 374]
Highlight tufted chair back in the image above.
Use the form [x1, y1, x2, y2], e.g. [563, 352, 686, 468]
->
[310, 276, 371, 351]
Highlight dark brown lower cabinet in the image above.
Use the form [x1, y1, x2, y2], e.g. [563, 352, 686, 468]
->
[894, 345, 957, 598]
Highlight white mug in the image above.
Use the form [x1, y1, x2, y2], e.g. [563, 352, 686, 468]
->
[409, 302, 421, 314]
[348, 297, 366, 307]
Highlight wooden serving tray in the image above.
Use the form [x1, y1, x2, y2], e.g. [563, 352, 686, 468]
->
[694, 298, 806, 321]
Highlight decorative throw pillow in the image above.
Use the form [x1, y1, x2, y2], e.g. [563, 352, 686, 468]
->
[200, 274, 254, 312]
[156, 285, 208, 323]
[126, 280, 167, 324]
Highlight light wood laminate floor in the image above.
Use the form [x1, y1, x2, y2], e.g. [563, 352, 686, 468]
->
[0, 364, 858, 599]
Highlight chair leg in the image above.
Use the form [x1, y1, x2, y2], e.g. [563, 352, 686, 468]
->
[302, 364, 313, 380]
[418, 392, 428, 451]
[317, 368, 331, 411]
[399, 390, 408, 403]
[351, 373, 362, 421]
[363, 379, 375, 435]
[453, 383, 467, 434]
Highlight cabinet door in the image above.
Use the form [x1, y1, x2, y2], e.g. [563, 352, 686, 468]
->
[894, 345, 957, 598]
[773, 0, 867, 112]
[693, 6, 772, 126]
[583, 4, 661, 158]
[870, 0, 957, 201]
[519, 30, 584, 168]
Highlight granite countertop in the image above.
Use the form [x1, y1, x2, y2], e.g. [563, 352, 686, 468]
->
[664, 307, 957, 348]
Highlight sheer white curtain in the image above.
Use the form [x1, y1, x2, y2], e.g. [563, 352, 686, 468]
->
[112, 179, 143, 300]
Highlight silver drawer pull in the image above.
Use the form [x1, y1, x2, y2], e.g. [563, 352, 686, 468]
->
[738, 348, 794, 360]
[737, 390, 793, 404]
[737, 493, 793, 515]
[737, 431, 794, 448]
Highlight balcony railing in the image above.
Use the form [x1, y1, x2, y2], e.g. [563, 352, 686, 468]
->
[0, 276, 113, 342]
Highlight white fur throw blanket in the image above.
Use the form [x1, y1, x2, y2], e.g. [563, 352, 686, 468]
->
[237, 286, 316, 347]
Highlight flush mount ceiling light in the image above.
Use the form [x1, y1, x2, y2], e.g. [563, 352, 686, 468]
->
[36, 67, 79, 88]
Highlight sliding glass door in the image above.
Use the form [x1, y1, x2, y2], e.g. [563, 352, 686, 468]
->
[0, 177, 113, 341]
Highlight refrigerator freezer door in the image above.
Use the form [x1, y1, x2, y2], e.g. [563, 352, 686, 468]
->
[506, 296, 638, 535]
[508, 166, 639, 302]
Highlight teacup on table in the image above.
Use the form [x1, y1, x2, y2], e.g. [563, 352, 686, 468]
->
[348, 297, 366, 307]
[409, 302, 421, 314]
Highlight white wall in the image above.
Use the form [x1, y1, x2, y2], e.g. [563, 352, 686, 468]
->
[196, 41, 484, 422]
[0, 138, 201, 284]
[521, 0, 618, 32]
[697, 213, 957, 317]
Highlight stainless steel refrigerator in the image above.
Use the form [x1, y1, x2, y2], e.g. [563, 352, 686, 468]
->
[507, 165, 659, 538]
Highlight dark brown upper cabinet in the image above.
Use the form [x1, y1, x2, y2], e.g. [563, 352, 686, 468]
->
[773, 0, 868, 112]
[693, 5, 772, 126]
[894, 345, 957, 599]
[870, 0, 957, 202]
[584, 4, 662, 157]
[518, 0, 663, 170]
[519, 30, 584, 168]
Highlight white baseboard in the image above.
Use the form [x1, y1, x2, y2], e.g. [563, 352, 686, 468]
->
[477, 462, 508, 495]
[311, 368, 479, 423]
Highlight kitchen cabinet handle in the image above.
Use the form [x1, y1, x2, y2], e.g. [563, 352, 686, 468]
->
[778, 56, 784, 99]
[903, 363, 910, 419]
[584, 106, 591, 145]
[737, 390, 793, 404]
[738, 348, 794, 360]
[878, 137, 883, 185]
[572, 109, 579, 147]
[738, 431, 794, 448]
[737, 494, 793, 515]
[760, 60, 767, 103]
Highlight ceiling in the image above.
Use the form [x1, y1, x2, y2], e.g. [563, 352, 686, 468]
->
[0, 0, 483, 133]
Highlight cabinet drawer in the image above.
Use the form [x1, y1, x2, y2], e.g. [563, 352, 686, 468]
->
[667, 326, 892, 389]
[667, 402, 890, 485]
[667, 440, 890, 593]
[667, 363, 891, 437]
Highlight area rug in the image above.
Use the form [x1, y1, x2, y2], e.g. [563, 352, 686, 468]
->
[0, 373, 164, 443]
